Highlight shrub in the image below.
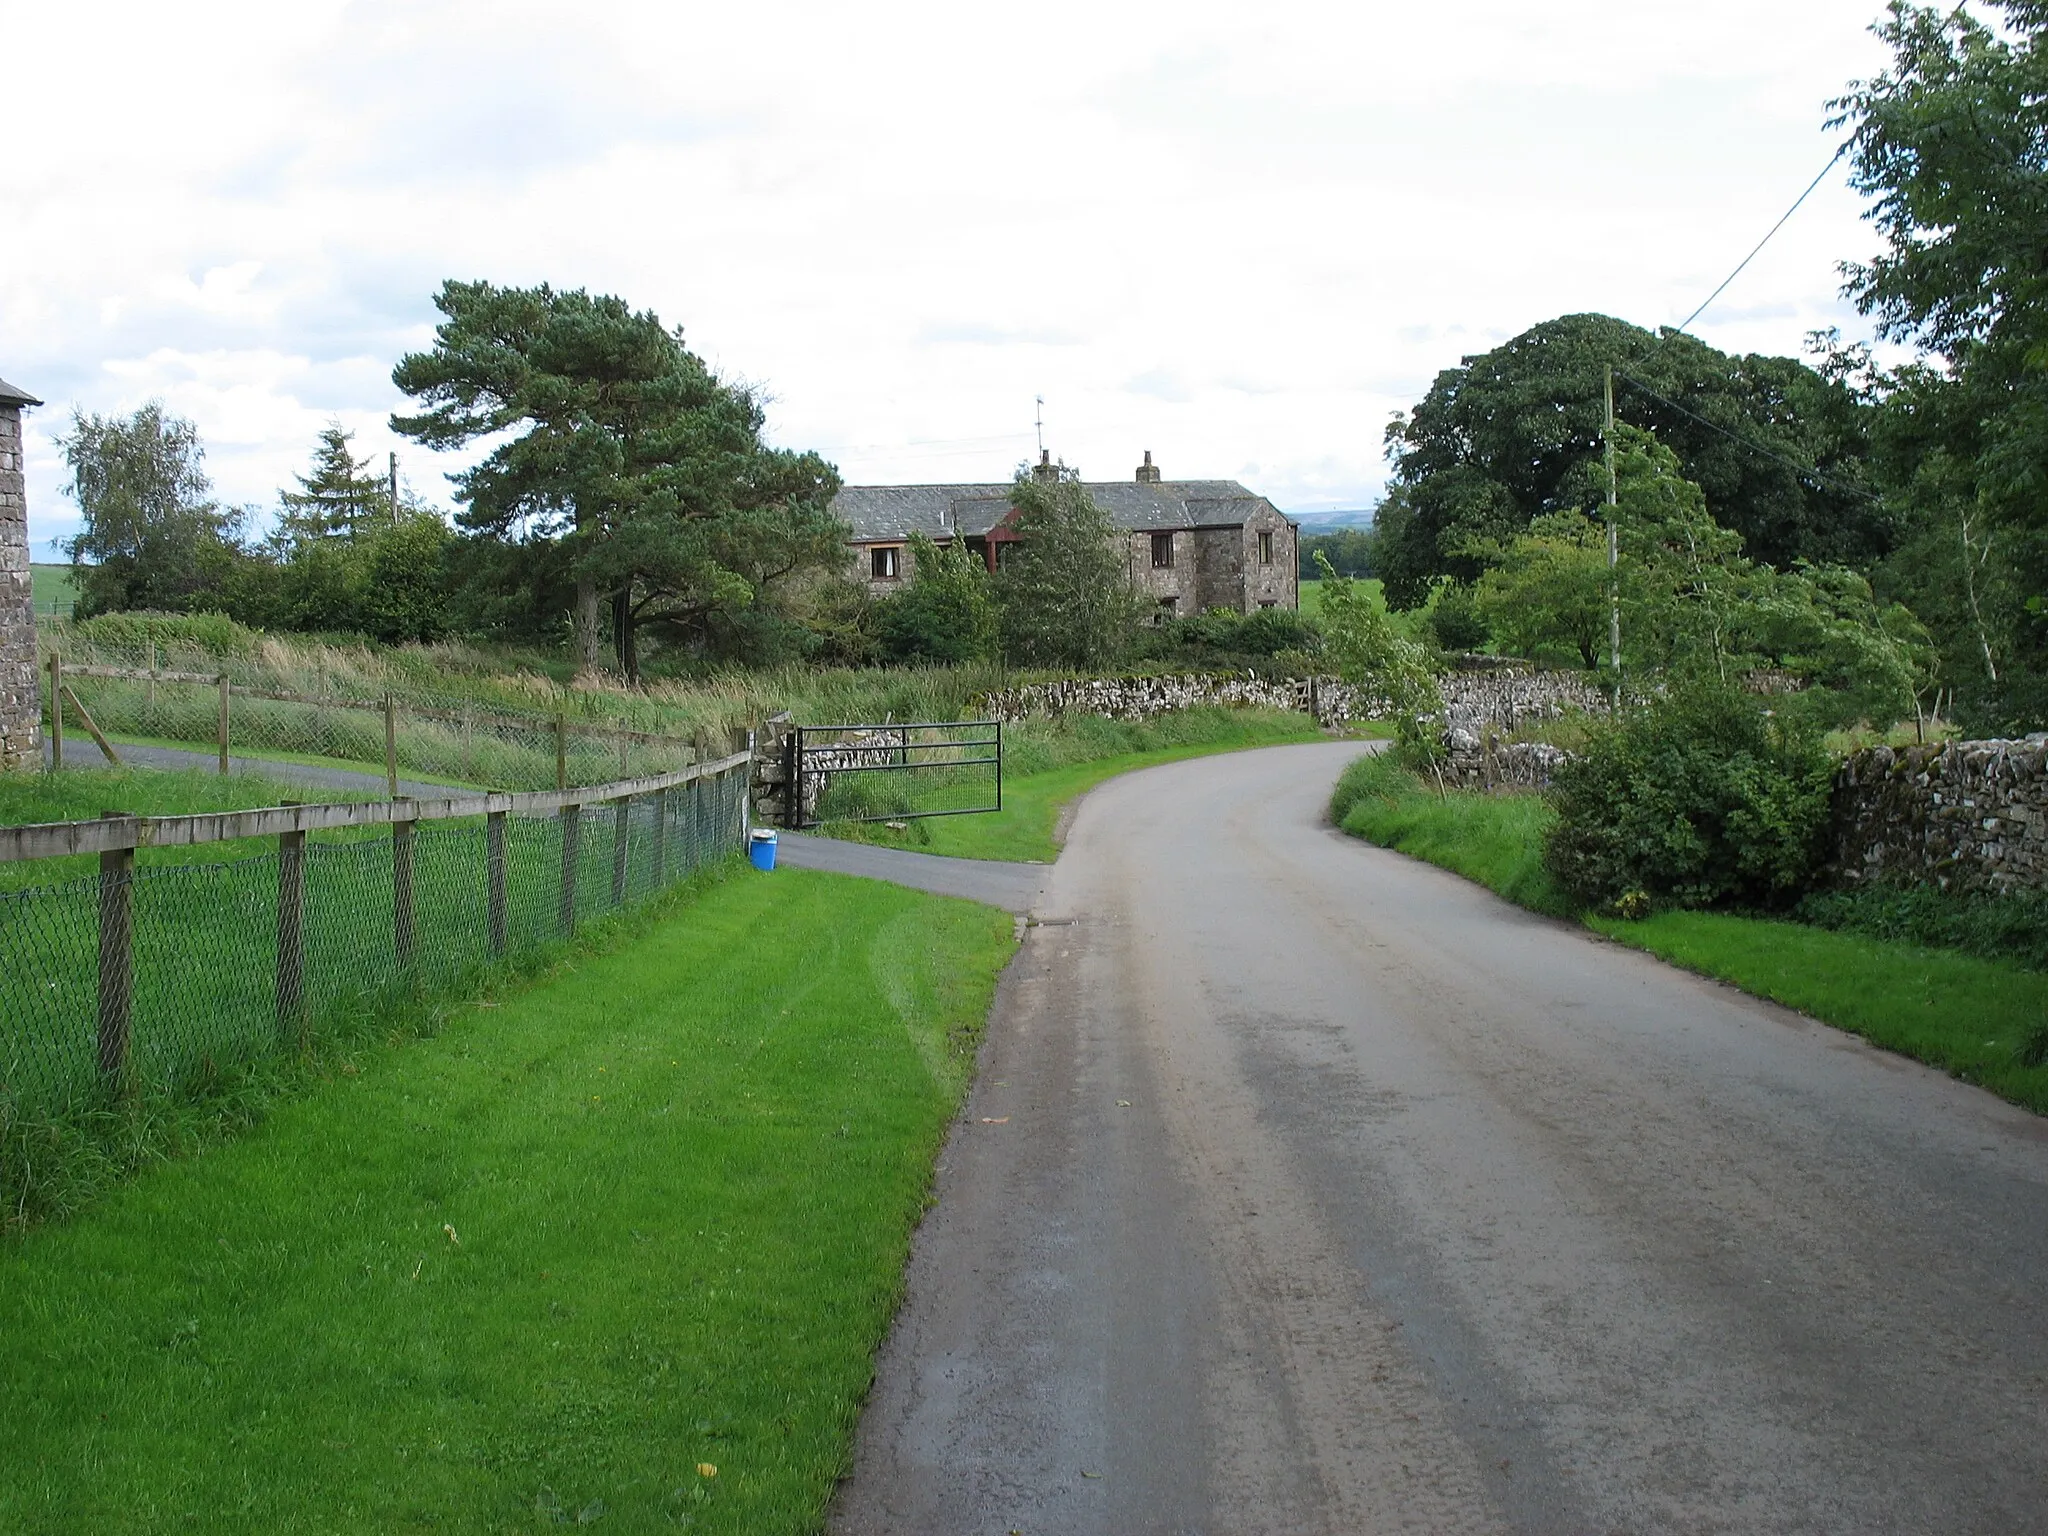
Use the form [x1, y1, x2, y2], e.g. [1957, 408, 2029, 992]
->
[1423, 582, 1490, 652]
[1544, 684, 1834, 911]
[57, 609, 267, 662]
[875, 534, 997, 664]
[1145, 606, 1322, 666]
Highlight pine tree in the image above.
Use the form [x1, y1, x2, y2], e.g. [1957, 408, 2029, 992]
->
[276, 423, 389, 548]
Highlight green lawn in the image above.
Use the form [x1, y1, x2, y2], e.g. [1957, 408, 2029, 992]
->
[0, 868, 1014, 1534]
[1329, 753, 2048, 1115]
[824, 710, 1342, 862]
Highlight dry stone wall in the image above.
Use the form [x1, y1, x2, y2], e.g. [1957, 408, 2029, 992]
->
[0, 399, 41, 771]
[984, 666, 1610, 737]
[1831, 737, 2048, 892]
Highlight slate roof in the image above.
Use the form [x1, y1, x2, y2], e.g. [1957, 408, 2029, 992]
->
[833, 480, 1287, 542]
[0, 376, 42, 408]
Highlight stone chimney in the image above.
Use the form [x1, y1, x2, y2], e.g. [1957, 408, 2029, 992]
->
[1136, 449, 1161, 484]
[1032, 448, 1057, 483]
[0, 374, 43, 772]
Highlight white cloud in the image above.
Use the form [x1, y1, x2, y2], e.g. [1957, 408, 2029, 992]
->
[3, 0, 1896, 550]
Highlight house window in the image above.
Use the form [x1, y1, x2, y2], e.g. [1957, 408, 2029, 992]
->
[871, 546, 901, 580]
[1259, 530, 1274, 565]
[1157, 596, 1179, 621]
[1151, 532, 1174, 569]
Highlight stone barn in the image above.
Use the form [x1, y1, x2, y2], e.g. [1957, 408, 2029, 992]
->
[835, 452, 1299, 617]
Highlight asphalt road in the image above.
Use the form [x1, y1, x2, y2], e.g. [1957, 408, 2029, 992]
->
[776, 830, 1047, 913]
[830, 740, 2048, 1536]
[43, 738, 452, 799]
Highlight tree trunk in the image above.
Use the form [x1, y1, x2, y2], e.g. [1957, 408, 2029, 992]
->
[574, 578, 603, 676]
[613, 588, 639, 686]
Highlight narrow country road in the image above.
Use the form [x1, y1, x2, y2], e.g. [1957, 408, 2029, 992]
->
[829, 741, 2048, 1535]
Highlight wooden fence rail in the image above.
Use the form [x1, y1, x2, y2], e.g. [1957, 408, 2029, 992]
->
[0, 753, 750, 863]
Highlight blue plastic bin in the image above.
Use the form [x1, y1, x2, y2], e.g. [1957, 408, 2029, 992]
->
[748, 828, 778, 872]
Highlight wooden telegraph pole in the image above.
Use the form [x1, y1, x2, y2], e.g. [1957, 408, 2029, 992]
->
[1605, 364, 1621, 710]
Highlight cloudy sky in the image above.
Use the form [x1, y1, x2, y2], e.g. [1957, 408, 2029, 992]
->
[4, 0, 1897, 557]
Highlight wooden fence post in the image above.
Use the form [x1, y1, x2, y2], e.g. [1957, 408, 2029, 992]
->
[276, 811, 306, 1037]
[48, 652, 63, 769]
[611, 794, 630, 905]
[651, 786, 668, 888]
[384, 694, 399, 800]
[559, 804, 580, 936]
[217, 674, 231, 776]
[486, 809, 508, 956]
[392, 799, 416, 970]
[96, 813, 135, 1086]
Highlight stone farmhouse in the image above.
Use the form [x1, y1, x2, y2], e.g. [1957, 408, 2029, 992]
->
[834, 452, 1299, 617]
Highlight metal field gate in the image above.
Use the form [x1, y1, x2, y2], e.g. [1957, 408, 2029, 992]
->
[784, 719, 1002, 829]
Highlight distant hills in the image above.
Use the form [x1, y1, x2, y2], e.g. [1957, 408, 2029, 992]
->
[1292, 508, 1376, 529]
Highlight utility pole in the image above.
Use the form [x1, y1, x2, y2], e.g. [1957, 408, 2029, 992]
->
[388, 452, 400, 522]
[1034, 397, 1045, 458]
[1605, 364, 1621, 710]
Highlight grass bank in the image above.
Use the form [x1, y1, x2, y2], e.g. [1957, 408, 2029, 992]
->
[0, 867, 1014, 1533]
[1328, 753, 2048, 1114]
[1331, 750, 1570, 916]
[1588, 910, 2048, 1112]
[825, 708, 1340, 862]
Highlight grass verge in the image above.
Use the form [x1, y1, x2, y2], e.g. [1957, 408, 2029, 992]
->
[1331, 750, 1571, 916]
[1329, 752, 2048, 1114]
[1588, 911, 2048, 1113]
[823, 708, 1345, 863]
[0, 866, 1014, 1533]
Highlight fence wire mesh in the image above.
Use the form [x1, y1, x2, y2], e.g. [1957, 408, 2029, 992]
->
[0, 765, 748, 1118]
[47, 669, 697, 792]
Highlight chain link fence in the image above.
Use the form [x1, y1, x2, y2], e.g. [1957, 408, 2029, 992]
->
[43, 656, 697, 792]
[0, 760, 749, 1119]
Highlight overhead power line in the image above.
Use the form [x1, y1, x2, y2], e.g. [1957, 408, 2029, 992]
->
[1598, 145, 1878, 505]
[1612, 369, 1881, 504]
[1673, 142, 1850, 336]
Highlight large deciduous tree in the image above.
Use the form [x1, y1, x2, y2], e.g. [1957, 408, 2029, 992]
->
[1374, 314, 1886, 609]
[1831, 0, 2048, 729]
[391, 280, 843, 679]
[60, 402, 245, 618]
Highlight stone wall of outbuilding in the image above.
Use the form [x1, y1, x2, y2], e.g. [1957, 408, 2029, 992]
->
[0, 400, 41, 772]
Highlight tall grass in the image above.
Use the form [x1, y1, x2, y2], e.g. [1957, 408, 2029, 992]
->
[1331, 751, 1572, 915]
[43, 612, 1010, 738]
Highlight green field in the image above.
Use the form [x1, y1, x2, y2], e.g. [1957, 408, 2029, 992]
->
[1329, 752, 2048, 1115]
[0, 868, 1014, 1533]
[30, 563, 75, 617]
